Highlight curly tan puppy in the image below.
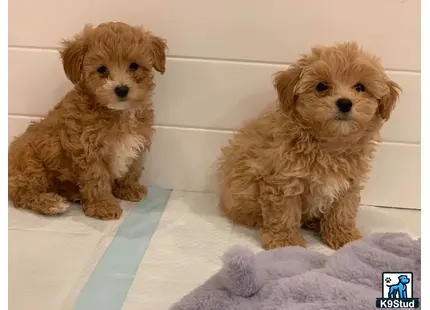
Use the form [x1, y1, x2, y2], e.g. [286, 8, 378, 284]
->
[218, 42, 400, 249]
[8, 22, 166, 220]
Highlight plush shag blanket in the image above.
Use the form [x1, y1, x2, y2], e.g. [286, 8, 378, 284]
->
[172, 233, 420, 310]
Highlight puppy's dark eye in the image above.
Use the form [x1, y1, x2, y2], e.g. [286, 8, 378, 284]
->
[316, 82, 328, 92]
[355, 83, 365, 92]
[97, 66, 108, 74]
[129, 62, 139, 71]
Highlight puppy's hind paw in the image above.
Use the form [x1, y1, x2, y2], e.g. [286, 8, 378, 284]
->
[27, 193, 70, 215]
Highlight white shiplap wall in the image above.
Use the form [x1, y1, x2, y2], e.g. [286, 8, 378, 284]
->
[8, 0, 421, 209]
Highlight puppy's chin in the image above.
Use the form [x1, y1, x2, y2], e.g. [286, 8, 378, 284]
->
[106, 101, 130, 111]
[333, 120, 354, 135]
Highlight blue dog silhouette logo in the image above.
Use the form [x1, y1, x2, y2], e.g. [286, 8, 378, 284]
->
[387, 275, 410, 299]
[376, 272, 419, 308]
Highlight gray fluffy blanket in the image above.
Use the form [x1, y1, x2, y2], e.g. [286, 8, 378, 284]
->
[172, 233, 420, 310]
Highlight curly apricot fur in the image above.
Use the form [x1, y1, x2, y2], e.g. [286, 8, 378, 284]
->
[217, 42, 400, 249]
[8, 22, 167, 220]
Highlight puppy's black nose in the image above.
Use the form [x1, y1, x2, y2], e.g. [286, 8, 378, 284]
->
[114, 85, 129, 98]
[336, 98, 353, 113]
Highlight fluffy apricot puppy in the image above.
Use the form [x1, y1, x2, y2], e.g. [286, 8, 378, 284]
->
[218, 42, 400, 249]
[8, 22, 167, 220]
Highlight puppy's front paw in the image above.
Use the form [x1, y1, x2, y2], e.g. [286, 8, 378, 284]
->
[321, 227, 362, 250]
[113, 183, 147, 202]
[260, 228, 306, 250]
[83, 199, 123, 220]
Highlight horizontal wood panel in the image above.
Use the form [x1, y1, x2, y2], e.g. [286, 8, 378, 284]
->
[8, 116, 420, 209]
[8, 48, 421, 143]
[9, 0, 420, 71]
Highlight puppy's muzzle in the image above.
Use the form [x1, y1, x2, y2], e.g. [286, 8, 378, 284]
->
[114, 85, 129, 98]
[336, 98, 352, 113]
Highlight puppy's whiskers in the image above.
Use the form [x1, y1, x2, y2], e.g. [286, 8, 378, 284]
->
[334, 112, 350, 121]
[107, 101, 128, 111]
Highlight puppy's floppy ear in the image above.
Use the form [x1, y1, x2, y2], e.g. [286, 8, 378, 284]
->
[379, 79, 401, 121]
[59, 24, 92, 84]
[149, 34, 167, 74]
[273, 65, 302, 113]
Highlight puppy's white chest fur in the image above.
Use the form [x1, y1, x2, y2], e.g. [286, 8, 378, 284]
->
[109, 133, 145, 179]
[307, 177, 350, 217]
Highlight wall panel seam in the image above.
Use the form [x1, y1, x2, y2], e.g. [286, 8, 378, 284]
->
[8, 46, 421, 74]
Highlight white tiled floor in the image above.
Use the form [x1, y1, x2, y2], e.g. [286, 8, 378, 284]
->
[8, 190, 421, 310]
